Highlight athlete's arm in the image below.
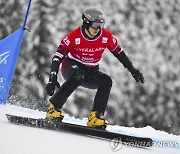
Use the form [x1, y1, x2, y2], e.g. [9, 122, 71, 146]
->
[46, 44, 69, 96]
[50, 45, 69, 74]
[111, 46, 144, 83]
[110, 45, 134, 71]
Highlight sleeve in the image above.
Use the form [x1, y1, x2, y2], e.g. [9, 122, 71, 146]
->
[60, 31, 75, 51]
[105, 29, 123, 56]
[52, 31, 75, 62]
[106, 30, 119, 51]
[106, 29, 134, 70]
[49, 31, 75, 75]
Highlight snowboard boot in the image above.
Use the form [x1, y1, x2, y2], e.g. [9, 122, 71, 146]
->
[87, 111, 108, 129]
[46, 103, 64, 122]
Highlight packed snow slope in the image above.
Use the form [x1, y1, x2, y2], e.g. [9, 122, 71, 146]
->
[0, 104, 180, 154]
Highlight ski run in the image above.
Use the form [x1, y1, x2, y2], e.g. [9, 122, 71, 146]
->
[0, 104, 180, 154]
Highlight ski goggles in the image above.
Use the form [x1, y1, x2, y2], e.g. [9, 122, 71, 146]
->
[91, 22, 104, 30]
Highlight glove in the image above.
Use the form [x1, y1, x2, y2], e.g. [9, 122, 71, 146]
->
[131, 69, 144, 83]
[46, 72, 60, 96]
[128, 67, 144, 84]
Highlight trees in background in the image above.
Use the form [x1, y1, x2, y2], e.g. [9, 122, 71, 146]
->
[1, 0, 180, 134]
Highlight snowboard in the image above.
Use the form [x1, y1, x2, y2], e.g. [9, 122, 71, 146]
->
[6, 114, 153, 147]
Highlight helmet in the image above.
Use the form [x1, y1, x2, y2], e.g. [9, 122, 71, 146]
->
[82, 8, 105, 29]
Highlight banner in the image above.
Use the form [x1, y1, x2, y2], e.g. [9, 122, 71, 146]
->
[0, 28, 24, 104]
[0, 0, 32, 104]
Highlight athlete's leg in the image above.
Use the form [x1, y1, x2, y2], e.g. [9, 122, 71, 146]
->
[49, 59, 84, 109]
[83, 71, 113, 115]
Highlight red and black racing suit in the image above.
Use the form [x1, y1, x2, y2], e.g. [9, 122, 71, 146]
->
[48, 25, 134, 115]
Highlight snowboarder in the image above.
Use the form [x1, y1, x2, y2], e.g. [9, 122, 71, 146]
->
[45, 8, 144, 128]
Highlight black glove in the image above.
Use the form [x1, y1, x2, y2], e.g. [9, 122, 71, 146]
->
[46, 72, 60, 96]
[128, 67, 144, 84]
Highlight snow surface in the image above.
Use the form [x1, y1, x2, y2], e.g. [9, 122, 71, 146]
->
[0, 104, 180, 154]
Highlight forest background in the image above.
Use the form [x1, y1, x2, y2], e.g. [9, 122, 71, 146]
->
[0, 0, 180, 135]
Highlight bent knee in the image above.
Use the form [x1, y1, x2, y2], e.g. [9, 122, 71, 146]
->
[100, 74, 112, 87]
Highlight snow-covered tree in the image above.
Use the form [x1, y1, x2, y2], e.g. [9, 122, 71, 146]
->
[1, 0, 180, 134]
